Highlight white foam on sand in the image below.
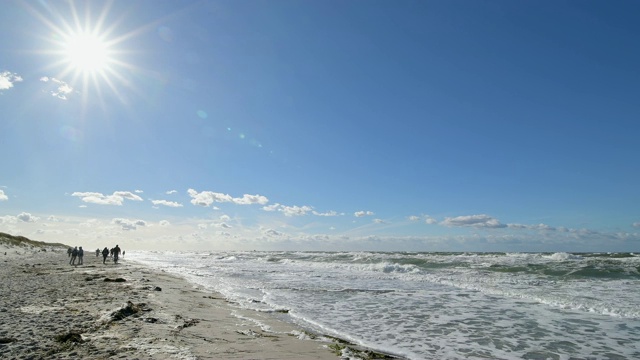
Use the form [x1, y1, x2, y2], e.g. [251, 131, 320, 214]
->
[125, 338, 197, 360]
[19, 305, 64, 314]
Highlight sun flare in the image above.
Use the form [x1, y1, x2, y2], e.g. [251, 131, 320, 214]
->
[63, 32, 111, 74]
[23, 0, 145, 104]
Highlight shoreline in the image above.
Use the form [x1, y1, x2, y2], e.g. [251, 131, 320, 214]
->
[0, 243, 400, 359]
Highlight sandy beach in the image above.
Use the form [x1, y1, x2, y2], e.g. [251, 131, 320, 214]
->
[0, 236, 360, 360]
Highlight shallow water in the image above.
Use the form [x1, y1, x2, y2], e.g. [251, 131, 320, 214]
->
[129, 251, 640, 359]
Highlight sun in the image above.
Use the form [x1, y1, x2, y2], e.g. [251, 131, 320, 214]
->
[22, 0, 144, 104]
[63, 32, 111, 74]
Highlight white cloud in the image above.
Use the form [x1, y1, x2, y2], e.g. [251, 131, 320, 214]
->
[263, 203, 281, 212]
[355, 211, 375, 217]
[0, 215, 18, 224]
[36, 228, 64, 236]
[166, 190, 178, 195]
[72, 191, 143, 205]
[41, 77, 73, 100]
[219, 215, 231, 221]
[151, 199, 183, 207]
[0, 190, 7, 201]
[441, 214, 506, 228]
[0, 71, 22, 91]
[135, 189, 144, 193]
[633, 222, 640, 228]
[2, 209, 638, 252]
[570, 228, 599, 236]
[530, 223, 556, 231]
[114, 191, 144, 201]
[112, 218, 147, 230]
[264, 228, 284, 237]
[262, 203, 313, 216]
[233, 194, 269, 205]
[281, 205, 313, 217]
[409, 215, 437, 224]
[79, 218, 100, 227]
[187, 189, 268, 207]
[312, 210, 340, 217]
[188, 189, 231, 206]
[507, 223, 556, 231]
[373, 219, 385, 224]
[17, 212, 39, 223]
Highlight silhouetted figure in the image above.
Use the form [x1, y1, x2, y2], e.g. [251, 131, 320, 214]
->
[122, 250, 125, 257]
[96, 248, 100, 257]
[67, 247, 72, 257]
[113, 245, 121, 264]
[78, 246, 84, 265]
[102, 247, 109, 264]
[70, 246, 78, 265]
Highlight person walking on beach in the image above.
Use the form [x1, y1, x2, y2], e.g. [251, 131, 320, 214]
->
[96, 248, 100, 257]
[78, 246, 84, 265]
[69, 246, 78, 265]
[67, 247, 72, 257]
[102, 247, 109, 264]
[113, 244, 121, 264]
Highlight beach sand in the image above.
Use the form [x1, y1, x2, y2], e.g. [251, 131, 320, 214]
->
[0, 240, 351, 359]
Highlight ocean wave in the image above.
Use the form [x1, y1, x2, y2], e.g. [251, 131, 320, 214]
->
[546, 252, 583, 261]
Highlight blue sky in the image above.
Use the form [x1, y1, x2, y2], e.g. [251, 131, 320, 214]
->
[1, 0, 639, 252]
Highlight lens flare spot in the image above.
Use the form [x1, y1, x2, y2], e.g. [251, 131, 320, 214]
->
[250, 139, 262, 148]
[197, 110, 208, 119]
[157, 26, 174, 42]
[59, 125, 82, 142]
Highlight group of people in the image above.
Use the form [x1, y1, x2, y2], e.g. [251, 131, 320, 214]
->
[97, 245, 123, 264]
[67, 246, 84, 265]
[66, 244, 123, 265]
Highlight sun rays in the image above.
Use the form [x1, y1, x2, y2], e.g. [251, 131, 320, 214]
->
[23, 0, 146, 105]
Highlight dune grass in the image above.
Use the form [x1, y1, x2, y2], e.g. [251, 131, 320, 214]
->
[0, 232, 68, 249]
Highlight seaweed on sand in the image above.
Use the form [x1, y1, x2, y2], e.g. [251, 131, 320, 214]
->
[110, 301, 149, 320]
[326, 335, 399, 359]
[55, 331, 84, 344]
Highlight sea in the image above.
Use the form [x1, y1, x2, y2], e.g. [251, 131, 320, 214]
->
[128, 251, 640, 360]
